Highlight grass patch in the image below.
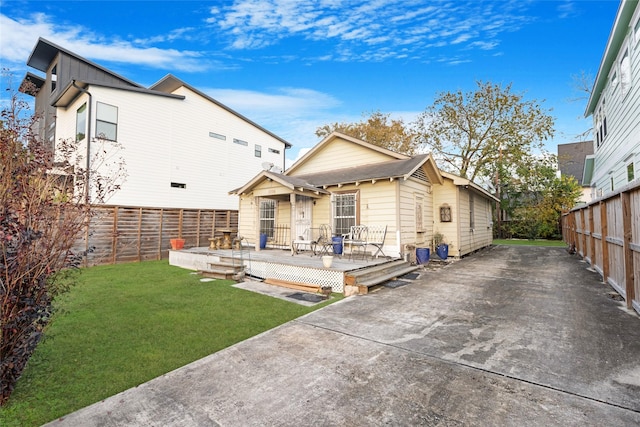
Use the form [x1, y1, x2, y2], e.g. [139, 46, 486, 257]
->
[0, 260, 341, 426]
[493, 238, 567, 247]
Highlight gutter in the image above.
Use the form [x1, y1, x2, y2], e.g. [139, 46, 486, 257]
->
[72, 80, 92, 204]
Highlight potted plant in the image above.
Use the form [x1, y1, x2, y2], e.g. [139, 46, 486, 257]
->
[322, 255, 334, 268]
[433, 232, 448, 259]
[170, 238, 185, 250]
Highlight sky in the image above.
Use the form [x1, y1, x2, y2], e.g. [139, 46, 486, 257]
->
[0, 0, 622, 168]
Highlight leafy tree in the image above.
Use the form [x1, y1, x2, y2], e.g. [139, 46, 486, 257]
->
[501, 154, 581, 239]
[0, 75, 125, 405]
[316, 110, 417, 155]
[413, 81, 555, 183]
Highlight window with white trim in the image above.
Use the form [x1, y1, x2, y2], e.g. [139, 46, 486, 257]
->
[259, 199, 276, 238]
[628, 162, 635, 182]
[333, 193, 357, 236]
[620, 47, 631, 96]
[96, 102, 118, 141]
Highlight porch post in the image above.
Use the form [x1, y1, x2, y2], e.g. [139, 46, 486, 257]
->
[255, 196, 261, 252]
[290, 193, 296, 249]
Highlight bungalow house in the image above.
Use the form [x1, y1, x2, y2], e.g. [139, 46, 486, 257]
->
[231, 132, 497, 260]
[20, 38, 290, 210]
[583, 0, 640, 197]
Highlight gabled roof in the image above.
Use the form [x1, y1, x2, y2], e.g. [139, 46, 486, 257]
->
[286, 132, 409, 175]
[585, 0, 637, 116]
[26, 37, 142, 88]
[230, 171, 331, 196]
[294, 153, 443, 187]
[232, 153, 444, 196]
[440, 171, 500, 202]
[151, 75, 292, 148]
[557, 140, 594, 186]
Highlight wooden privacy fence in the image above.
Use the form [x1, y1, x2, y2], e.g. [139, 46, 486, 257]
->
[562, 182, 640, 314]
[76, 205, 238, 266]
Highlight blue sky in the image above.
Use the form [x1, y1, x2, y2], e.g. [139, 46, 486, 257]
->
[0, 0, 620, 167]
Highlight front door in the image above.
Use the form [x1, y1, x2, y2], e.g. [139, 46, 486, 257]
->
[294, 196, 312, 240]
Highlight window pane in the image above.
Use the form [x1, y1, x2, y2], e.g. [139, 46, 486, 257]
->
[96, 120, 117, 140]
[76, 103, 86, 141]
[260, 200, 275, 237]
[334, 194, 356, 235]
[97, 102, 118, 122]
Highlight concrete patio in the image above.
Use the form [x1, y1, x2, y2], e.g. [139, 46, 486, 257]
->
[46, 245, 640, 426]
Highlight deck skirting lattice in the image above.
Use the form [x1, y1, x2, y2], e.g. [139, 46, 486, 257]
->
[246, 260, 344, 292]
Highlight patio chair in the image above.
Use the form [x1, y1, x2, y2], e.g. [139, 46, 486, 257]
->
[367, 225, 387, 258]
[291, 227, 319, 256]
[342, 225, 368, 261]
[316, 224, 334, 256]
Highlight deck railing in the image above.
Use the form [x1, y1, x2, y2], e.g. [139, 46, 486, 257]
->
[562, 181, 640, 314]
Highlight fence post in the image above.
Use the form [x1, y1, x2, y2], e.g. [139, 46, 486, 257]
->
[589, 205, 595, 266]
[621, 192, 634, 308]
[600, 201, 609, 284]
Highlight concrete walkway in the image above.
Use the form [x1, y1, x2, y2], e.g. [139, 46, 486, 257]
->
[46, 245, 640, 426]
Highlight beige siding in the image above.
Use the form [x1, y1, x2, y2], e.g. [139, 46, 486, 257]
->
[292, 137, 398, 175]
[398, 178, 433, 251]
[432, 179, 460, 254]
[458, 188, 494, 256]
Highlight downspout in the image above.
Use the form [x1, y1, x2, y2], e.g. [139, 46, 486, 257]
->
[72, 80, 92, 204]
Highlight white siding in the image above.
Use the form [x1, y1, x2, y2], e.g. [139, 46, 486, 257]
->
[54, 85, 287, 210]
[592, 5, 640, 196]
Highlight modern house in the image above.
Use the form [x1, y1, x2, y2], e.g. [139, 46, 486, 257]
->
[20, 38, 290, 210]
[231, 132, 497, 261]
[558, 140, 595, 204]
[583, 0, 640, 198]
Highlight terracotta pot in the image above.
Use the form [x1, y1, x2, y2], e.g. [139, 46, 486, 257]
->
[170, 238, 185, 250]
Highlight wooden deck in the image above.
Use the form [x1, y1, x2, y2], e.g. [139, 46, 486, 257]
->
[169, 246, 415, 295]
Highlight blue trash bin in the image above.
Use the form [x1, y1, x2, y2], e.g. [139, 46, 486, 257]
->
[436, 244, 448, 259]
[332, 236, 343, 255]
[259, 233, 267, 249]
[416, 248, 430, 264]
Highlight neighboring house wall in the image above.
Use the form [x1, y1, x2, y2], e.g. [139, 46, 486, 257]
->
[586, 1, 640, 197]
[22, 38, 289, 212]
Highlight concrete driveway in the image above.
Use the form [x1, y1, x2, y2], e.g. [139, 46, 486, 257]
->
[46, 245, 640, 426]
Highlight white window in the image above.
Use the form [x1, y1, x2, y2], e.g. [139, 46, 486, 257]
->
[233, 138, 248, 146]
[259, 199, 276, 237]
[620, 48, 631, 96]
[209, 132, 225, 140]
[333, 193, 357, 236]
[628, 162, 635, 182]
[416, 196, 424, 231]
[255, 144, 262, 158]
[96, 102, 118, 141]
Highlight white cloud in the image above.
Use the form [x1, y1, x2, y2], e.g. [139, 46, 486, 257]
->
[210, 0, 535, 63]
[0, 13, 211, 73]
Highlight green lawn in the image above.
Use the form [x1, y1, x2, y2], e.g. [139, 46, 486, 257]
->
[0, 260, 341, 427]
[493, 238, 567, 247]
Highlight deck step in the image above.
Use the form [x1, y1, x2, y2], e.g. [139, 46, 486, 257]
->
[199, 261, 245, 280]
[344, 260, 415, 286]
[344, 261, 419, 295]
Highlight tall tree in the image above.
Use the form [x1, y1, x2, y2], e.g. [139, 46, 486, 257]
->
[316, 110, 417, 155]
[412, 81, 555, 183]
